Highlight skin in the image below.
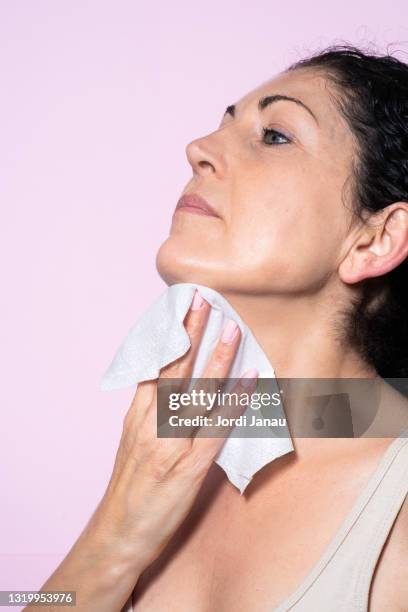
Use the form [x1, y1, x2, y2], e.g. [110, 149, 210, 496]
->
[26, 67, 408, 611]
[157, 67, 408, 380]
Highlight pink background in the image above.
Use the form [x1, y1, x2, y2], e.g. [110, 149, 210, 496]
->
[1, 1, 407, 606]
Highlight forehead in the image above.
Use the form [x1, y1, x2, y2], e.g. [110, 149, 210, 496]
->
[237, 68, 353, 143]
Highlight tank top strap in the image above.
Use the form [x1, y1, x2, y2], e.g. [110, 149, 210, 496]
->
[121, 430, 408, 612]
[352, 432, 408, 610]
[121, 592, 133, 612]
[274, 429, 408, 611]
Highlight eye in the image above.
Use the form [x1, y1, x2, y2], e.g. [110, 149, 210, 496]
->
[262, 127, 292, 145]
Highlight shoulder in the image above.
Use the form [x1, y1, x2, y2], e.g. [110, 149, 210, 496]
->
[369, 484, 408, 611]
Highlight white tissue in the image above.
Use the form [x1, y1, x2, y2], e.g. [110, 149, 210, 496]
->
[100, 283, 294, 494]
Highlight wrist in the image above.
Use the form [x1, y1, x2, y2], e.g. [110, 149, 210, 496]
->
[79, 493, 152, 579]
[73, 528, 145, 586]
[38, 538, 142, 612]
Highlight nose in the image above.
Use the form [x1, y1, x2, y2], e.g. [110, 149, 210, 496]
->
[185, 131, 227, 178]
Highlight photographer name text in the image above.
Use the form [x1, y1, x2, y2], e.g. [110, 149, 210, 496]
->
[167, 414, 287, 427]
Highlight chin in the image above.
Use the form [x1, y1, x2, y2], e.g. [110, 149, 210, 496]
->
[155, 238, 225, 290]
[156, 239, 208, 286]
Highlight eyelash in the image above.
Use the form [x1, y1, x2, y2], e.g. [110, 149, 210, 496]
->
[262, 127, 292, 146]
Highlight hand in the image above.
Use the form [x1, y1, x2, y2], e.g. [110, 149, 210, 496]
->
[93, 289, 258, 575]
[27, 290, 258, 612]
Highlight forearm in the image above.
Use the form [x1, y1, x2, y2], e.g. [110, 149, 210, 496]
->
[22, 530, 143, 612]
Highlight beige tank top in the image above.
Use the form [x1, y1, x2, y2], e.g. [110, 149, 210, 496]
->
[122, 429, 408, 612]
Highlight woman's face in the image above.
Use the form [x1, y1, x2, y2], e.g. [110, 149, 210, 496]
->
[156, 68, 357, 295]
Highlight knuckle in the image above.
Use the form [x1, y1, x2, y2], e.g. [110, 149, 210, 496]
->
[174, 448, 211, 480]
[143, 442, 193, 481]
[127, 433, 210, 485]
[212, 347, 232, 369]
[136, 426, 153, 447]
[172, 446, 195, 470]
[132, 423, 155, 454]
[147, 457, 172, 481]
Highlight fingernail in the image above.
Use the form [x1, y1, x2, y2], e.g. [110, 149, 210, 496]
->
[191, 289, 204, 310]
[240, 368, 259, 389]
[221, 319, 239, 343]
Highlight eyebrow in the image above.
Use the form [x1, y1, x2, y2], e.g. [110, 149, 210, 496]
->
[224, 94, 318, 124]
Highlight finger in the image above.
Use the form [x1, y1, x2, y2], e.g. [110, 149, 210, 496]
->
[159, 289, 211, 388]
[193, 370, 259, 457]
[124, 290, 210, 435]
[109, 380, 158, 486]
[185, 317, 242, 418]
[124, 380, 157, 432]
[156, 289, 211, 429]
[200, 369, 259, 436]
[161, 318, 243, 440]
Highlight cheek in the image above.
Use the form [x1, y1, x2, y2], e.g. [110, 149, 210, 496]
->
[225, 186, 345, 291]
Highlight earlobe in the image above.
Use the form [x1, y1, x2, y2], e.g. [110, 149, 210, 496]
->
[338, 248, 376, 284]
[339, 203, 408, 285]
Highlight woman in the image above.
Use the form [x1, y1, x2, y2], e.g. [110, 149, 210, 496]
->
[27, 44, 408, 611]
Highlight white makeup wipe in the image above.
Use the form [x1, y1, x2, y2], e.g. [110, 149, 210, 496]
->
[100, 283, 294, 494]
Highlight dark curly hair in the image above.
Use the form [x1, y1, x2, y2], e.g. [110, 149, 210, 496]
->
[286, 43, 408, 379]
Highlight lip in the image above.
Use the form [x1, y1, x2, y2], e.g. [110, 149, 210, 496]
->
[174, 193, 220, 218]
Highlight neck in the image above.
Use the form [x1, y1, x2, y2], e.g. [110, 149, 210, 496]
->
[223, 289, 379, 461]
[223, 289, 377, 379]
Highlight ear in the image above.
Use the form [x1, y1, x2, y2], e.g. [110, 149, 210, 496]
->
[339, 203, 408, 284]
